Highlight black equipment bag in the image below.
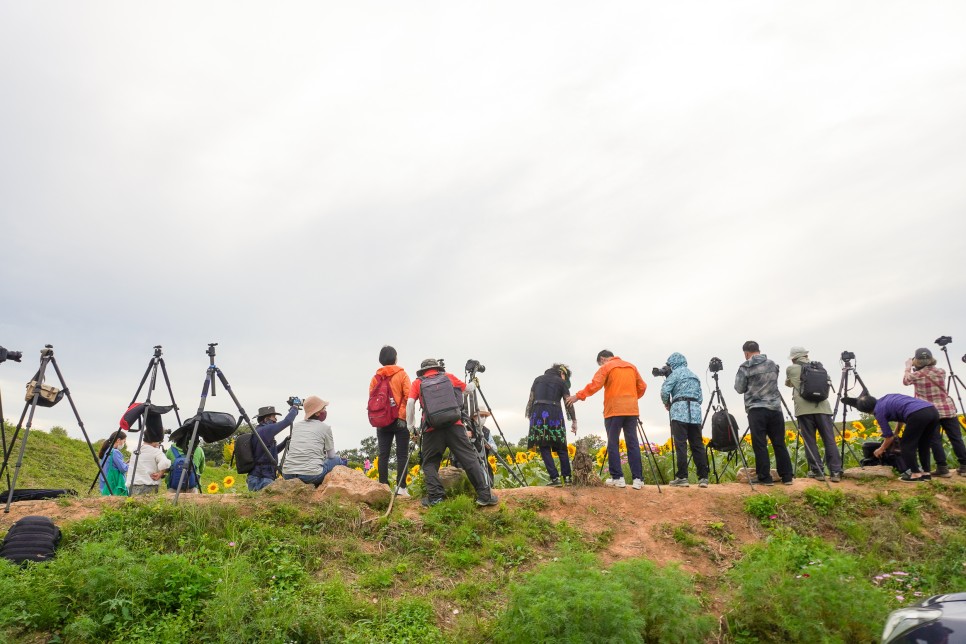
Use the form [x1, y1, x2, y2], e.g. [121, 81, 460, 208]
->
[709, 410, 740, 452]
[0, 489, 75, 503]
[0, 515, 61, 565]
[799, 361, 831, 403]
[169, 411, 237, 446]
[120, 403, 176, 442]
[233, 432, 256, 474]
[418, 373, 462, 428]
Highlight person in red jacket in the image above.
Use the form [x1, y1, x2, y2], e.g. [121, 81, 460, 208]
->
[370, 345, 412, 497]
[567, 350, 647, 489]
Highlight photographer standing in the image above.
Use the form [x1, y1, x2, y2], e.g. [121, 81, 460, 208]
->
[248, 402, 299, 491]
[525, 364, 577, 487]
[282, 396, 343, 486]
[735, 341, 793, 486]
[369, 346, 412, 497]
[785, 347, 843, 482]
[659, 353, 709, 488]
[903, 347, 966, 477]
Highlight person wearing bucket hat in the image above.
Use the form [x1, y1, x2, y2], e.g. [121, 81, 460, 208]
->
[903, 347, 966, 477]
[785, 347, 843, 482]
[281, 396, 343, 486]
[407, 357, 498, 508]
[247, 403, 300, 491]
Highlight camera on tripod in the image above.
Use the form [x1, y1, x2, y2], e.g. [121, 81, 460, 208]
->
[841, 350, 856, 362]
[286, 396, 303, 409]
[0, 347, 23, 364]
[708, 357, 723, 373]
[652, 364, 672, 378]
[936, 336, 953, 347]
[465, 359, 485, 376]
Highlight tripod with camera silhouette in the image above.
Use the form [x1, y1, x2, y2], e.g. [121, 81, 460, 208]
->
[935, 337, 966, 417]
[702, 360, 756, 489]
[828, 351, 868, 467]
[0, 345, 116, 512]
[464, 360, 528, 487]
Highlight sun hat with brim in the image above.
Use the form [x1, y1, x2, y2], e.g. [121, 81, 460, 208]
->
[416, 358, 444, 376]
[256, 405, 281, 421]
[789, 346, 809, 360]
[303, 396, 329, 419]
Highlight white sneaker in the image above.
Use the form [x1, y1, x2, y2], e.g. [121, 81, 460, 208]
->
[396, 488, 410, 498]
[632, 478, 643, 490]
[605, 478, 626, 488]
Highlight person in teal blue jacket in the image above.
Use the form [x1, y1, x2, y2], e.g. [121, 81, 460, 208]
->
[660, 352, 709, 487]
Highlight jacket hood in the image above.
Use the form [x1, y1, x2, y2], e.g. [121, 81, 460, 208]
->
[376, 365, 404, 378]
[746, 354, 769, 367]
[667, 353, 688, 369]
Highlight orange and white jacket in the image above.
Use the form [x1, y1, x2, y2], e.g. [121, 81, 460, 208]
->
[575, 357, 647, 418]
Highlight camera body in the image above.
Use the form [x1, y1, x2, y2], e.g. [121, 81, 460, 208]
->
[287, 396, 303, 409]
[0, 346, 23, 364]
[936, 336, 953, 347]
[652, 365, 672, 378]
[708, 357, 723, 373]
[841, 350, 856, 362]
[465, 359, 486, 376]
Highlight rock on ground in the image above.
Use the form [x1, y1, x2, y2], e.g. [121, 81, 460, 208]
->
[737, 467, 779, 483]
[843, 465, 895, 479]
[315, 466, 391, 506]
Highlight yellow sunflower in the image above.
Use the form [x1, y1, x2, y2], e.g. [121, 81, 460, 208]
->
[844, 429, 855, 441]
[487, 455, 497, 467]
[618, 439, 627, 453]
[960, 415, 966, 430]
[223, 476, 235, 488]
[515, 452, 528, 464]
[567, 444, 576, 459]
[851, 421, 865, 432]
[207, 482, 219, 494]
[354, 466, 364, 472]
[702, 436, 710, 445]
[406, 475, 412, 485]
[597, 446, 608, 458]
[785, 430, 796, 442]
[410, 464, 421, 476]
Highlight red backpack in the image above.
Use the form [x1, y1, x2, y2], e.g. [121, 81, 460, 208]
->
[368, 374, 398, 428]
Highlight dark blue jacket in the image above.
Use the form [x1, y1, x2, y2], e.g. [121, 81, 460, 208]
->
[250, 407, 298, 479]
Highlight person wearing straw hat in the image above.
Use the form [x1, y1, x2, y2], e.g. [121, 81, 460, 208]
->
[247, 403, 299, 491]
[281, 396, 342, 486]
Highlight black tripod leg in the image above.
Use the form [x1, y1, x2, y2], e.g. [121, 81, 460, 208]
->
[474, 385, 527, 485]
[213, 369, 281, 477]
[174, 372, 213, 504]
[0, 388, 9, 492]
[637, 420, 663, 492]
[158, 357, 182, 427]
[128, 359, 163, 490]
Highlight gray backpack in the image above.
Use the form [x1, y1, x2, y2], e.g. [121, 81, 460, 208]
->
[419, 373, 463, 428]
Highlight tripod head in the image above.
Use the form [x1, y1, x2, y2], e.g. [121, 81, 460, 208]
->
[839, 350, 856, 370]
[40, 344, 54, 359]
[206, 343, 218, 360]
[153, 345, 163, 358]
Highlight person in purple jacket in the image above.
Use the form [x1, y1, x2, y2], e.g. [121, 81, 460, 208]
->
[844, 393, 940, 481]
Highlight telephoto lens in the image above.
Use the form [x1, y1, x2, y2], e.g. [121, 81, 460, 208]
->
[0, 347, 23, 364]
[708, 357, 723, 373]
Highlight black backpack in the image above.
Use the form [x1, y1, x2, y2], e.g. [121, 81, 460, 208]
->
[709, 410, 739, 452]
[799, 361, 831, 403]
[0, 515, 61, 565]
[419, 373, 463, 428]
[234, 432, 256, 474]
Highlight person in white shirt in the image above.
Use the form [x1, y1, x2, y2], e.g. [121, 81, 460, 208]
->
[127, 426, 172, 495]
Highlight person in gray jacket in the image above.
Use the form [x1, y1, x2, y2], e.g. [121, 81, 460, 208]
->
[282, 396, 342, 486]
[735, 341, 793, 485]
[785, 347, 843, 482]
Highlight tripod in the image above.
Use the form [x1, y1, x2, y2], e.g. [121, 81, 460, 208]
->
[173, 343, 278, 504]
[88, 345, 182, 495]
[467, 369, 528, 486]
[594, 420, 665, 490]
[828, 355, 867, 466]
[779, 393, 832, 490]
[701, 370, 755, 489]
[0, 345, 116, 512]
[938, 343, 966, 416]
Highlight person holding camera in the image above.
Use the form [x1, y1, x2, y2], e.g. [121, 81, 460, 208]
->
[126, 425, 171, 495]
[407, 358, 498, 508]
[369, 346, 413, 497]
[247, 401, 300, 491]
[785, 347, 843, 482]
[845, 392, 939, 481]
[526, 363, 577, 486]
[566, 350, 647, 489]
[659, 353, 709, 488]
[735, 341, 793, 486]
[282, 396, 343, 486]
[903, 347, 966, 477]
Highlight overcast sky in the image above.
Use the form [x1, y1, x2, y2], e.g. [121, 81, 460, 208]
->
[2, 2, 965, 456]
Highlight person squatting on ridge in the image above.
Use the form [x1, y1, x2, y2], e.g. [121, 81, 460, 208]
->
[248, 403, 299, 491]
[98, 431, 129, 496]
[903, 347, 966, 478]
[525, 364, 577, 487]
[567, 350, 647, 490]
[127, 424, 171, 495]
[846, 392, 939, 482]
[282, 396, 343, 486]
[660, 353, 710, 488]
[370, 345, 412, 497]
[407, 358, 498, 508]
[735, 341, 794, 486]
[785, 346, 843, 483]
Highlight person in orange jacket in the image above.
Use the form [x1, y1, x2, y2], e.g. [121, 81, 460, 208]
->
[370, 345, 412, 497]
[566, 350, 647, 489]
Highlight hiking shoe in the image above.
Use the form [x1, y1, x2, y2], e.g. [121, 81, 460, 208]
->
[756, 478, 775, 486]
[807, 471, 826, 481]
[605, 478, 626, 488]
[421, 496, 444, 507]
[396, 488, 411, 498]
[782, 478, 794, 486]
[632, 478, 643, 490]
[958, 466, 966, 476]
[900, 472, 931, 482]
[546, 478, 562, 487]
[698, 478, 709, 488]
[931, 466, 952, 478]
[563, 476, 573, 485]
[475, 494, 499, 507]
[829, 472, 842, 483]
[669, 478, 689, 487]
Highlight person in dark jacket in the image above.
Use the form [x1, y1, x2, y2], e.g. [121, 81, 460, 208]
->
[846, 392, 939, 481]
[735, 341, 793, 486]
[526, 364, 577, 486]
[660, 352, 709, 488]
[785, 347, 842, 482]
[247, 403, 299, 491]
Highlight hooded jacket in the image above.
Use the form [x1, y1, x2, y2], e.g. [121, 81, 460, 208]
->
[785, 358, 833, 417]
[575, 357, 646, 418]
[735, 354, 781, 412]
[659, 353, 703, 424]
[370, 365, 411, 421]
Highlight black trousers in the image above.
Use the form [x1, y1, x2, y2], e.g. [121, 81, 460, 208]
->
[377, 420, 410, 487]
[671, 420, 709, 479]
[748, 408, 793, 482]
[929, 416, 966, 468]
[421, 423, 492, 501]
[901, 407, 940, 474]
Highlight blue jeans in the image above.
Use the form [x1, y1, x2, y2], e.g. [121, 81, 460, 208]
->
[283, 457, 343, 487]
[247, 475, 275, 491]
[605, 416, 642, 479]
[540, 445, 571, 479]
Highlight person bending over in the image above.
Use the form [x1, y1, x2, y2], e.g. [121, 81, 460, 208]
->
[845, 392, 939, 482]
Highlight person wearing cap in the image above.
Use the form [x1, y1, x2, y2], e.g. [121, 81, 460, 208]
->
[281, 396, 343, 486]
[247, 402, 300, 491]
[126, 425, 172, 495]
[526, 363, 577, 487]
[660, 352, 710, 488]
[785, 347, 843, 482]
[845, 392, 939, 481]
[407, 358, 498, 508]
[735, 341, 793, 486]
[566, 350, 647, 489]
[370, 345, 413, 497]
[903, 347, 966, 477]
